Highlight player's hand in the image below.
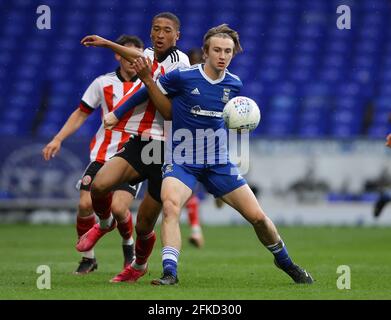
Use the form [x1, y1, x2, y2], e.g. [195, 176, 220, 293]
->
[42, 138, 61, 161]
[104, 112, 119, 129]
[386, 133, 391, 148]
[134, 57, 153, 83]
[81, 35, 109, 47]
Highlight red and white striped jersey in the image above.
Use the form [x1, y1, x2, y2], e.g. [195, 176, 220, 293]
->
[79, 68, 142, 163]
[112, 46, 190, 140]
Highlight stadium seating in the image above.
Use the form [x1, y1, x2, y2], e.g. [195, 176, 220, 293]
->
[1, 0, 391, 138]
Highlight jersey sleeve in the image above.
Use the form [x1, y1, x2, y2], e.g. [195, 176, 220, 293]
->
[235, 80, 243, 95]
[143, 47, 154, 60]
[80, 78, 101, 114]
[165, 52, 191, 73]
[156, 69, 181, 96]
[178, 54, 190, 69]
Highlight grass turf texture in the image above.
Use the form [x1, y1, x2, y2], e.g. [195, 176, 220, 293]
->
[0, 224, 390, 300]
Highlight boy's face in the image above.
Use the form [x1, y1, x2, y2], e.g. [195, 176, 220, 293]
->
[204, 36, 234, 72]
[150, 18, 180, 57]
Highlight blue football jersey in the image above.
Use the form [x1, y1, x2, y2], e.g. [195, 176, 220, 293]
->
[157, 64, 243, 166]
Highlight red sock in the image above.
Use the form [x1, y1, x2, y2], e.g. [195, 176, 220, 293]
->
[186, 195, 200, 227]
[135, 231, 156, 266]
[76, 214, 96, 238]
[117, 210, 133, 240]
[91, 192, 113, 220]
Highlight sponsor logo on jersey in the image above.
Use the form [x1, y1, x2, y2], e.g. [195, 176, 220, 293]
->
[162, 163, 173, 174]
[190, 105, 223, 118]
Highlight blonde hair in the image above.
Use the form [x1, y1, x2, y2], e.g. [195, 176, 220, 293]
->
[202, 24, 243, 55]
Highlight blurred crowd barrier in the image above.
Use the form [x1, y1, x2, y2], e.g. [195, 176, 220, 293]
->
[1, 137, 390, 225]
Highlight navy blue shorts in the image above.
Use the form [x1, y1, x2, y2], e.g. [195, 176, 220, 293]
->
[162, 162, 247, 198]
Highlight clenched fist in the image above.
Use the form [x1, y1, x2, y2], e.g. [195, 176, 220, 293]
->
[104, 112, 119, 129]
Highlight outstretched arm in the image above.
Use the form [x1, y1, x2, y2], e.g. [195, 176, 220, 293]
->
[81, 35, 143, 63]
[133, 57, 172, 120]
[104, 88, 150, 129]
[42, 109, 89, 160]
[104, 57, 173, 129]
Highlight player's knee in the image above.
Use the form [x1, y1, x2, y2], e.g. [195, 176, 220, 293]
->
[91, 178, 111, 197]
[162, 198, 180, 219]
[110, 201, 128, 219]
[78, 198, 93, 215]
[249, 211, 268, 227]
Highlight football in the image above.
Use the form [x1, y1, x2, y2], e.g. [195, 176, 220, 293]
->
[222, 96, 261, 131]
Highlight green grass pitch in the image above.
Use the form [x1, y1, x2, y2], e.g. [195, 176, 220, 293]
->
[1, 224, 391, 300]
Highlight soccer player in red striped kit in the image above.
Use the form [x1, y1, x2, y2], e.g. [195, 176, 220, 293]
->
[77, 12, 193, 282]
[42, 35, 144, 274]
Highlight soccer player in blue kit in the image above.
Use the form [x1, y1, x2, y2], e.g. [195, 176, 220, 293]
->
[105, 24, 314, 286]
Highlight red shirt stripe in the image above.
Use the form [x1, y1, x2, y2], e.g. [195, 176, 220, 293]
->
[104, 85, 114, 112]
[95, 85, 114, 162]
[96, 129, 112, 163]
[114, 82, 143, 132]
[137, 60, 164, 136]
[89, 135, 97, 153]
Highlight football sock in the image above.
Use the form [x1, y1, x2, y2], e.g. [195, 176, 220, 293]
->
[266, 239, 294, 270]
[186, 195, 200, 228]
[76, 214, 96, 258]
[99, 215, 113, 229]
[117, 210, 133, 240]
[122, 237, 134, 246]
[82, 249, 95, 259]
[91, 192, 113, 222]
[191, 225, 202, 236]
[76, 214, 96, 238]
[122, 242, 135, 265]
[133, 231, 156, 268]
[162, 246, 179, 277]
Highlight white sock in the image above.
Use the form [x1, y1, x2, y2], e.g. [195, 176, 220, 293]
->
[99, 215, 113, 229]
[82, 249, 95, 259]
[131, 260, 147, 270]
[191, 225, 202, 235]
[122, 237, 134, 246]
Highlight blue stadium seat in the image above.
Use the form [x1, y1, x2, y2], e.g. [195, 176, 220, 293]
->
[0, 0, 389, 139]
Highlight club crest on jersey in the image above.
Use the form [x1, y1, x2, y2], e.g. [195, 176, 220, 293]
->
[221, 88, 231, 103]
[162, 163, 173, 174]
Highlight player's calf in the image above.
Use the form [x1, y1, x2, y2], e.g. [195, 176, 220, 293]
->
[115, 210, 135, 267]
